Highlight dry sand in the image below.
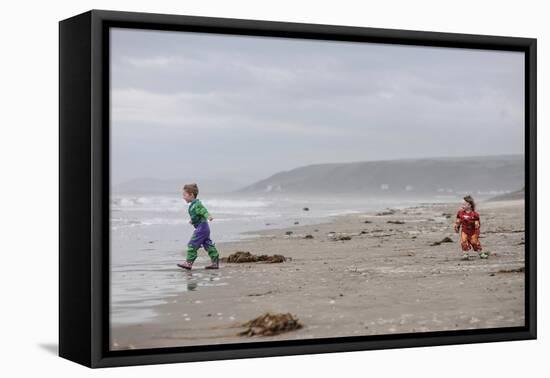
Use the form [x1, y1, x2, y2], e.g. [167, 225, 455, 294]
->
[111, 199, 525, 350]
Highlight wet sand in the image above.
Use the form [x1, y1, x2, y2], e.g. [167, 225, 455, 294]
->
[111, 199, 525, 350]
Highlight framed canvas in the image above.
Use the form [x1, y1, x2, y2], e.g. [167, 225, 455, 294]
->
[59, 9, 537, 368]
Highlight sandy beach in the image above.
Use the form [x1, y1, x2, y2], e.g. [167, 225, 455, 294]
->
[111, 199, 525, 350]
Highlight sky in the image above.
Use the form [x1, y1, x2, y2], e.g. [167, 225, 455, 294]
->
[110, 28, 524, 187]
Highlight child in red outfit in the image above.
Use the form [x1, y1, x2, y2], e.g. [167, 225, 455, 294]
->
[454, 195, 487, 260]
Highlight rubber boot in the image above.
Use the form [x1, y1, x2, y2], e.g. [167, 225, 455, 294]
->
[177, 260, 194, 270]
[205, 256, 219, 270]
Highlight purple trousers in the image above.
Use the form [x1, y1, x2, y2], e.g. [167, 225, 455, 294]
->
[186, 221, 218, 261]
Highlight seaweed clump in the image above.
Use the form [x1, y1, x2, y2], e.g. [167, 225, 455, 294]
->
[329, 233, 352, 241]
[429, 236, 454, 246]
[239, 312, 303, 336]
[221, 251, 286, 263]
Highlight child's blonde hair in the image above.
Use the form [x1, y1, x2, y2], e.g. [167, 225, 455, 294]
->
[183, 183, 199, 198]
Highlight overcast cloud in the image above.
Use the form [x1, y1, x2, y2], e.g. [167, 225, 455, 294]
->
[110, 28, 524, 186]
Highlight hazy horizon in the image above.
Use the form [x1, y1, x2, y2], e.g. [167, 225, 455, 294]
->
[111, 153, 524, 197]
[111, 28, 524, 187]
[113, 152, 522, 187]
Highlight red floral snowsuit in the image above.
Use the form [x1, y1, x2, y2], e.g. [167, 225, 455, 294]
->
[456, 209, 482, 252]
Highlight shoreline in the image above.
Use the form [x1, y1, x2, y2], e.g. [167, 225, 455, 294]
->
[111, 198, 525, 350]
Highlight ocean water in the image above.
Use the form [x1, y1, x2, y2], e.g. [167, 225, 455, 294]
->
[109, 193, 451, 325]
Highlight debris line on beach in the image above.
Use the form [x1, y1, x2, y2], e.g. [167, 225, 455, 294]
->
[221, 251, 287, 263]
[376, 209, 396, 216]
[239, 312, 303, 336]
[496, 267, 525, 274]
[429, 236, 454, 246]
[484, 228, 525, 234]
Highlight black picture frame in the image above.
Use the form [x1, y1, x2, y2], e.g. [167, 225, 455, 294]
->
[59, 9, 537, 368]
